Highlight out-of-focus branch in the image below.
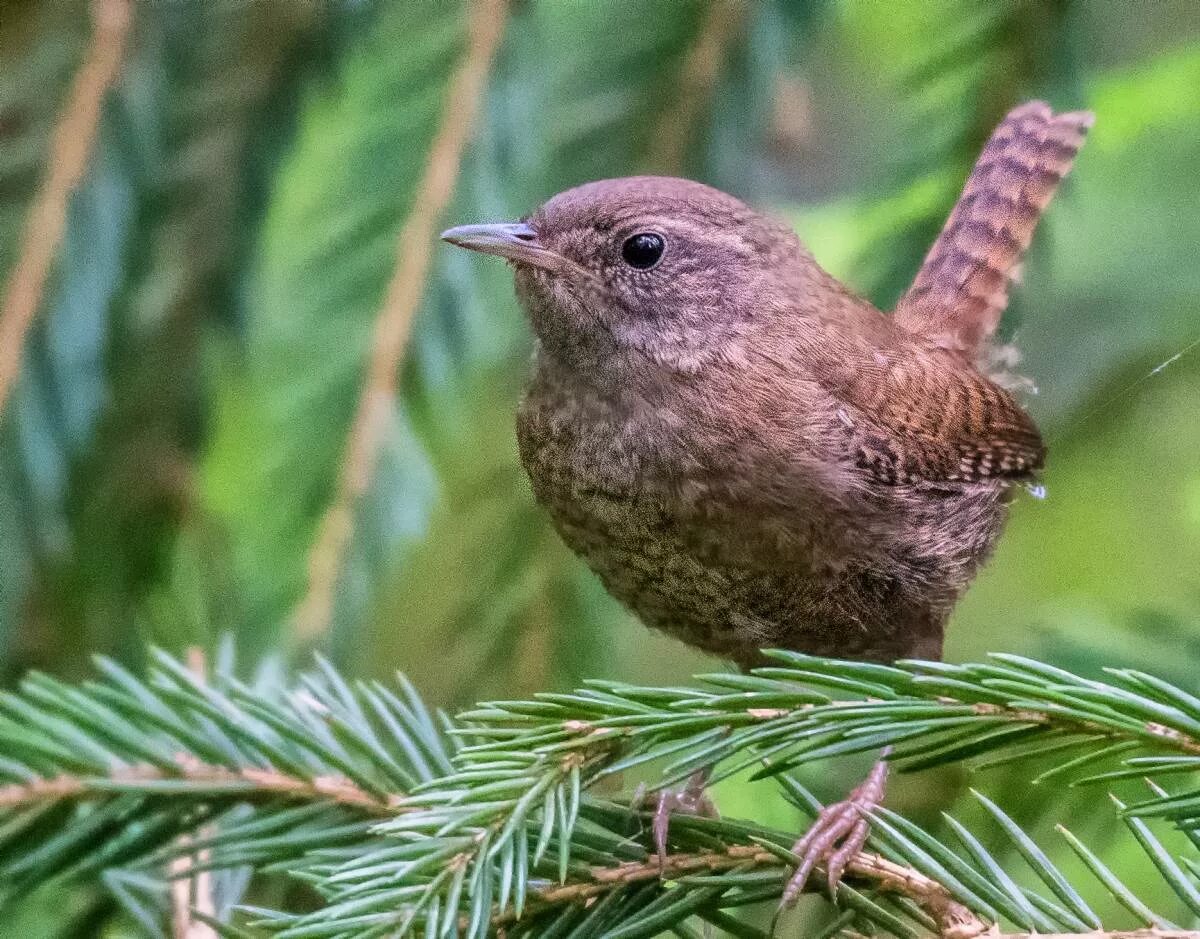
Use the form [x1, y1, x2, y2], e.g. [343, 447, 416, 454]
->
[0, 0, 134, 416]
[293, 0, 509, 646]
[647, 0, 749, 173]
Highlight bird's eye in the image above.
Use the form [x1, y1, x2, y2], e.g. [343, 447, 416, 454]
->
[621, 232, 665, 270]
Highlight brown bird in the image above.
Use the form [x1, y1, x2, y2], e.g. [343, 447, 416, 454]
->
[443, 100, 1092, 899]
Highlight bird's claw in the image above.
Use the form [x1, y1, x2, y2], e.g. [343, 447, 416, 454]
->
[781, 755, 890, 908]
[639, 770, 718, 868]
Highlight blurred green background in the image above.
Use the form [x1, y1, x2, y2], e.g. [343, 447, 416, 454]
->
[3, 0, 1200, 934]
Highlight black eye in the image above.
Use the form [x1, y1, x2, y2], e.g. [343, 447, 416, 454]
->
[621, 232, 665, 270]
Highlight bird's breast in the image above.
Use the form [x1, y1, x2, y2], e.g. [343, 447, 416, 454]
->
[513, 360, 1013, 664]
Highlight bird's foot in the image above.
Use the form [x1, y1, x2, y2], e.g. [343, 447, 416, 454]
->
[637, 769, 719, 868]
[781, 754, 890, 908]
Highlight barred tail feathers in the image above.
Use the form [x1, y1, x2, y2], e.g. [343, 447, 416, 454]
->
[894, 101, 1093, 357]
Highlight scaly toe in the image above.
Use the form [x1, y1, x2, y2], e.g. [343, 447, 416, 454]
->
[646, 769, 718, 870]
[782, 798, 861, 907]
[826, 815, 870, 894]
[781, 756, 890, 908]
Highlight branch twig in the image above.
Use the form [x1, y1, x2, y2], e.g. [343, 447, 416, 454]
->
[499, 845, 987, 937]
[0, 762, 402, 816]
[995, 933, 1200, 938]
[647, 0, 748, 173]
[506, 845, 1200, 938]
[292, 0, 509, 646]
[553, 695, 1200, 760]
[169, 649, 217, 939]
[0, 0, 134, 416]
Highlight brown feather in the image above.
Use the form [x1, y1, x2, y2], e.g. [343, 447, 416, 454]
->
[821, 346, 1046, 485]
[894, 101, 1093, 357]
[442, 103, 1089, 667]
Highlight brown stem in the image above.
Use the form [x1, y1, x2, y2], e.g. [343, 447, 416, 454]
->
[490, 844, 986, 937]
[5, 761, 1194, 938]
[965, 703, 1200, 756]
[498, 846, 1200, 938]
[169, 649, 218, 939]
[293, 0, 509, 646]
[743, 702, 1200, 756]
[996, 934, 1200, 939]
[0, 0, 134, 416]
[0, 762, 402, 816]
[646, 0, 749, 174]
[562, 697, 1200, 761]
[170, 828, 217, 939]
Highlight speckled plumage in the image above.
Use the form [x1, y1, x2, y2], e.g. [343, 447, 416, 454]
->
[446, 102, 1091, 668]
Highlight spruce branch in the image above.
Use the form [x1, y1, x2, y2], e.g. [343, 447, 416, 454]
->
[4, 648, 1200, 937]
[491, 844, 985, 937]
[0, 752, 400, 815]
[274, 775, 1200, 938]
[276, 650, 1200, 937]
[450, 652, 1200, 793]
[0, 647, 452, 910]
[997, 933, 1198, 938]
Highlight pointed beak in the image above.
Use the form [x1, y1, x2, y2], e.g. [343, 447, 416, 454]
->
[440, 221, 562, 271]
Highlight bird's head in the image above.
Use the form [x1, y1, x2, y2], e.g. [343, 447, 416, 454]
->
[441, 176, 813, 373]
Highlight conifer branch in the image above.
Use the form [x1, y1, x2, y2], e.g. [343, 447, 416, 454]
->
[998, 932, 1199, 938]
[3, 648, 1200, 937]
[498, 845, 986, 937]
[0, 760, 398, 816]
[286, 650, 1200, 938]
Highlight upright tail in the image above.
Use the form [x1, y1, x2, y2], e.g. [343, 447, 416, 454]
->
[893, 101, 1093, 358]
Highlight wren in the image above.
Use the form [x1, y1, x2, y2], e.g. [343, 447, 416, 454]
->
[444, 101, 1091, 669]
[444, 100, 1092, 899]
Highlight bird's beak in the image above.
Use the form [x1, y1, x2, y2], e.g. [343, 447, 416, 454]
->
[440, 221, 562, 272]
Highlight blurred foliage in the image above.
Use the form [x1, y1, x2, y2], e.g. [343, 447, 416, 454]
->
[2, 0, 1200, 934]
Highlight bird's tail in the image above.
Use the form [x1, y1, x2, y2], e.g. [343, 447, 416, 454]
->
[894, 101, 1093, 358]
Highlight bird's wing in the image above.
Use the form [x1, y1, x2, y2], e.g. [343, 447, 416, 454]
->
[824, 349, 1045, 485]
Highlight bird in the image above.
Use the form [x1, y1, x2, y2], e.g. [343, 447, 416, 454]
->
[442, 100, 1092, 902]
